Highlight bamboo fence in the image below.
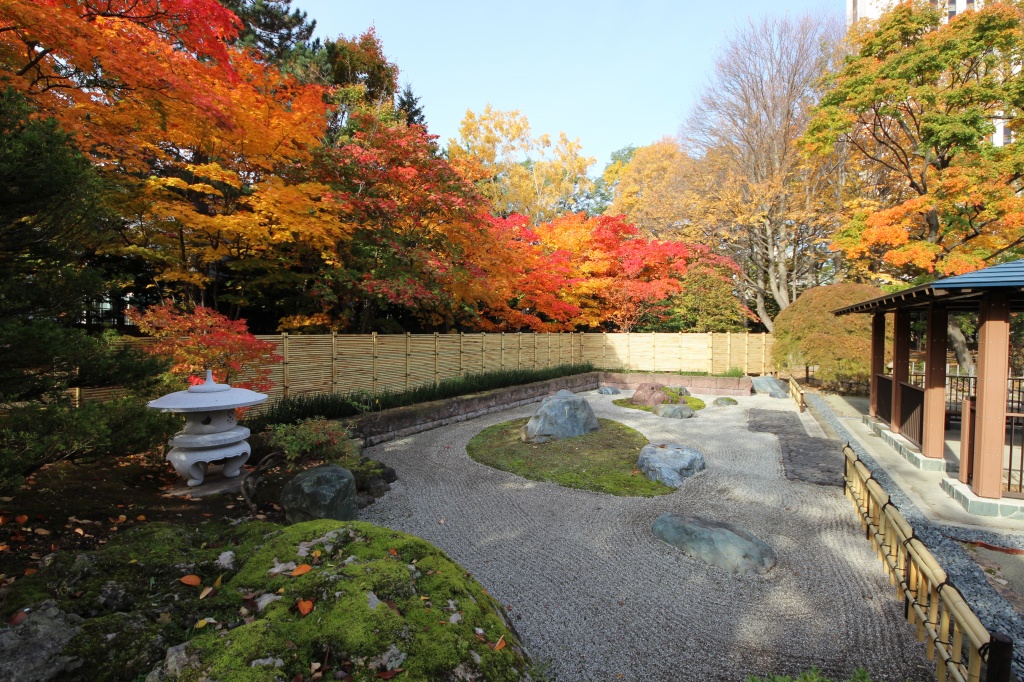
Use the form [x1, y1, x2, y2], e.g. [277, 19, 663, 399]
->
[243, 332, 774, 404]
[843, 446, 1013, 682]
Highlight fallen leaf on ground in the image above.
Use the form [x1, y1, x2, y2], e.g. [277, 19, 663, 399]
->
[388, 548, 398, 556]
[494, 635, 506, 651]
[376, 670, 403, 679]
[156, 612, 171, 625]
[194, 618, 209, 629]
[213, 574, 223, 588]
[290, 564, 312, 577]
[180, 575, 202, 587]
[199, 587, 214, 600]
[33, 528, 50, 536]
[296, 599, 314, 616]
[14, 515, 27, 524]
[23, 568, 36, 576]
[7, 611, 27, 626]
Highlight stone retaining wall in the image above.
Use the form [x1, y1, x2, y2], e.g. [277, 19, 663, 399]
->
[350, 371, 752, 446]
[595, 372, 753, 397]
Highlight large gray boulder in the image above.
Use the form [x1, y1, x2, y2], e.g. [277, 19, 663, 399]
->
[280, 465, 357, 524]
[651, 513, 776, 574]
[637, 444, 705, 487]
[654, 404, 695, 419]
[520, 390, 599, 444]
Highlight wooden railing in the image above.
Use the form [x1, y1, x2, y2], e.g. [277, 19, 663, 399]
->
[877, 374, 893, 424]
[900, 381, 925, 448]
[844, 446, 1013, 682]
[788, 376, 805, 413]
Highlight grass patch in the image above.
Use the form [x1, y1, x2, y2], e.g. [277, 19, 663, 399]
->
[465, 418, 672, 497]
[612, 396, 705, 413]
[244, 363, 594, 433]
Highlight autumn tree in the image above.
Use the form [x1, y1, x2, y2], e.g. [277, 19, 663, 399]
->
[448, 106, 595, 222]
[219, 0, 316, 60]
[681, 13, 845, 331]
[772, 283, 885, 383]
[805, 1, 1024, 278]
[608, 137, 693, 237]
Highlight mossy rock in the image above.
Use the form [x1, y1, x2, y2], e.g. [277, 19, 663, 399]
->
[1, 520, 531, 682]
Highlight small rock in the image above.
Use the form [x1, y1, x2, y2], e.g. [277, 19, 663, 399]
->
[355, 491, 376, 509]
[713, 397, 739, 407]
[654, 404, 695, 419]
[597, 387, 621, 395]
[215, 551, 236, 571]
[637, 444, 706, 487]
[255, 594, 282, 612]
[367, 591, 382, 611]
[652, 513, 776, 574]
[267, 559, 297, 576]
[449, 612, 462, 624]
[381, 465, 398, 483]
[97, 580, 135, 613]
[250, 657, 284, 668]
[0, 601, 84, 682]
[520, 390, 599, 444]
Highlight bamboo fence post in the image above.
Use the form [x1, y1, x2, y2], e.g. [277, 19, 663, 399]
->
[707, 333, 714, 374]
[282, 332, 290, 398]
[372, 332, 378, 396]
[627, 331, 631, 371]
[481, 333, 485, 373]
[518, 332, 522, 370]
[745, 333, 750, 375]
[534, 333, 539, 369]
[762, 333, 767, 374]
[501, 332, 505, 369]
[727, 331, 732, 372]
[405, 332, 411, 392]
[331, 331, 337, 394]
[459, 333, 464, 377]
[570, 331, 574, 364]
[680, 332, 684, 372]
[602, 332, 607, 368]
[652, 332, 657, 371]
[434, 332, 440, 384]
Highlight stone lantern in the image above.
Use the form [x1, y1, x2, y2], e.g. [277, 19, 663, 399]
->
[148, 370, 268, 487]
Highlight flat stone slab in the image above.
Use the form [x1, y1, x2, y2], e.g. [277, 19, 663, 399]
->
[652, 513, 776, 574]
[637, 444, 705, 487]
[654, 404, 695, 419]
[521, 390, 599, 443]
[748, 409, 843, 486]
[163, 464, 244, 498]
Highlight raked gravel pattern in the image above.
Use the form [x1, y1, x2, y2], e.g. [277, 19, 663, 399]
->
[360, 390, 932, 681]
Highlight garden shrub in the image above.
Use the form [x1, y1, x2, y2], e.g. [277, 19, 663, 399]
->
[771, 283, 884, 383]
[265, 418, 361, 466]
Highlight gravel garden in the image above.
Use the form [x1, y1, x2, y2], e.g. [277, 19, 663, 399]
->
[0, 378, 937, 681]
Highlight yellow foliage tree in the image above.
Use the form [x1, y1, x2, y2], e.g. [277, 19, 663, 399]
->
[448, 105, 595, 222]
[607, 137, 694, 238]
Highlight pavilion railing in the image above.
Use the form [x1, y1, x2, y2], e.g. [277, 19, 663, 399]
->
[844, 446, 1014, 682]
[877, 374, 893, 424]
[900, 381, 925, 448]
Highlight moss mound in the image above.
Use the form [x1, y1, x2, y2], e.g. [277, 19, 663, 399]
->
[613, 396, 706, 413]
[466, 418, 673, 497]
[1, 520, 531, 682]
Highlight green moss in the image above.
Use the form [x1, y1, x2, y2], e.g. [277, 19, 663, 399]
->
[187, 521, 530, 682]
[613, 396, 706, 413]
[747, 667, 875, 682]
[6, 520, 531, 682]
[466, 418, 673, 497]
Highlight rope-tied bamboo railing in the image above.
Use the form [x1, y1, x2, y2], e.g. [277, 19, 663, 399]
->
[843, 446, 1013, 682]
[788, 376, 806, 413]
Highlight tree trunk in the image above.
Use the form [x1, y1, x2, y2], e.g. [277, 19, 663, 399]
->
[947, 315, 973, 372]
[756, 292, 774, 333]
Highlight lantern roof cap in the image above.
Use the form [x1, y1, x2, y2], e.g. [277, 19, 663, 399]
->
[147, 370, 267, 413]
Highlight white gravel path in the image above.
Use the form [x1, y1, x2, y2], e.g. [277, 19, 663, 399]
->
[360, 390, 933, 681]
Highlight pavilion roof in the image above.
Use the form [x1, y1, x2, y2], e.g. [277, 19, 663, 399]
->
[832, 259, 1024, 315]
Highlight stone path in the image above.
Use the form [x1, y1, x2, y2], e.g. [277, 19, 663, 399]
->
[748, 408, 845, 487]
[360, 390, 931, 681]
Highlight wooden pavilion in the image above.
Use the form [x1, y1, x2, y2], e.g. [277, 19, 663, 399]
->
[833, 260, 1024, 502]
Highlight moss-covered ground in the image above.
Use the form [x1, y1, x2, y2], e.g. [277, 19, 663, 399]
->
[466, 418, 673, 497]
[2, 519, 532, 681]
[613, 395, 706, 413]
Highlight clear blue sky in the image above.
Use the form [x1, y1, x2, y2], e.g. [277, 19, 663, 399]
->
[293, 1, 843, 172]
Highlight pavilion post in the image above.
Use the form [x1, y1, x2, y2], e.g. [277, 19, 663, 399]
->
[972, 292, 1010, 499]
[922, 303, 947, 459]
[870, 313, 885, 418]
[891, 310, 911, 435]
